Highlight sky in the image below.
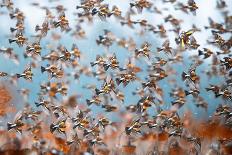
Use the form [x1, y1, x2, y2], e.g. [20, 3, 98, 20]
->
[0, 0, 231, 120]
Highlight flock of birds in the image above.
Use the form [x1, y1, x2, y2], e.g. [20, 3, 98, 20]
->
[0, 0, 232, 154]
